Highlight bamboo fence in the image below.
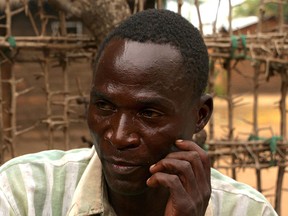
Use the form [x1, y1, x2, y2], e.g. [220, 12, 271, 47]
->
[0, 0, 97, 162]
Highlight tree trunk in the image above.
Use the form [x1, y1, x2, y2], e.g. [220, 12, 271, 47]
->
[48, 0, 131, 46]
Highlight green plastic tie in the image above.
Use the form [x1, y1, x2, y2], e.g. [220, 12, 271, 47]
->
[7, 36, 16, 48]
[267, 136, 282, 154]
[248, 134, 282, 166]
[230, 35, 247, 59]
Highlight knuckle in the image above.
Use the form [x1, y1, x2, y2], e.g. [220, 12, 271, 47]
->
[181, 160, 192, 171]
[170, 174, 180, 185]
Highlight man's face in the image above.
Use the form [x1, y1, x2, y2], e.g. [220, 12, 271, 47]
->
[87, 39, 203, 195]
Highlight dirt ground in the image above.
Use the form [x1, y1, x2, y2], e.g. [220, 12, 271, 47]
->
[1, 59, 287, 215]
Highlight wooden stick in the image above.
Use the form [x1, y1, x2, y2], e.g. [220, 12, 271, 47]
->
[5, 0, 11, 38]
[278, 0, 284, 33]
[274, 67, 288, 214]
[59, 11, 67, 36]
[253, 62, 261, 136]
[156, 0, 162, 9]
[208, 59, 215, 140]
[0, 64, 4, 164]
[194, 0, 203, 35]
[228, 0, 232, 36]
[0, 41, 97, 49]
[0, 6, 24, 21]
[133, 0, 139, 14]
[1, 36, 96, 41]
[27, 8, 40, 36]
[62, 60, 70, 150]
[8, 67, 17, 158]
[177, 0, 183, 15]
[139, 0, 144, 11]
[212, 0, 221, 34]
[42, 58, 54, 149]
[257, 0, 265, 34]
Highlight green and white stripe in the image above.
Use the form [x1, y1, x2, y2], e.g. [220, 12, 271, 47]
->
[0, 148, 92, 216]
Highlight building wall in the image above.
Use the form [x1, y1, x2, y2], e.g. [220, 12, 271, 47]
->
[7, 11, 91, 37]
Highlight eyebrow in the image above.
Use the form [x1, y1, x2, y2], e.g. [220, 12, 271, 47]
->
[90, 90, 111, 101]
[90, 88, 176, 111]
[136, 97, 174, 110]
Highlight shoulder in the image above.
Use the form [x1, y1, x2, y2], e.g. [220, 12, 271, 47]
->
[0, 148, 93, 172]
[0, 148, 95, 215]
[0, 147, 94, 189]
[210, 168, 277, 216]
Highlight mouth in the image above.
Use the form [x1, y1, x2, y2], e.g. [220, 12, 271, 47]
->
[111, 163, 141, 174]
[104, 158, 149, 176]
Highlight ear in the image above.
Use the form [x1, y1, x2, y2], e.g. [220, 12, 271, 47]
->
[195, 94, 213, 133]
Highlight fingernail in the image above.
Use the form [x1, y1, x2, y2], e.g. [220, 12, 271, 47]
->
[176, 139, 183, 143]
[150, 164, 156, 170]
[146, 177, 150, 183]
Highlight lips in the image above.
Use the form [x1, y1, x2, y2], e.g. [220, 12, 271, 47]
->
[111, 163, 142, 174]
[103, 158, 149, 176]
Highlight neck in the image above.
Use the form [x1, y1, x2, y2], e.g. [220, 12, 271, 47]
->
[108, 186, 169, 216]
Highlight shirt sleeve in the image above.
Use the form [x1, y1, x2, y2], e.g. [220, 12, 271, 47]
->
[262, 203, 278, 216]
[0, 187, 16, 216]
[210, 168, 279, 216]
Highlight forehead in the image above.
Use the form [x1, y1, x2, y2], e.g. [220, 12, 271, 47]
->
[94, 39, 189, 91]
[108, 39, 181, 71]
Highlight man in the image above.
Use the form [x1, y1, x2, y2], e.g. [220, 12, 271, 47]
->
[0, 9, 277, 216]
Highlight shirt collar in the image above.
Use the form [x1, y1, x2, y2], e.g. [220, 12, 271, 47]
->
[67, 149, 110, 216]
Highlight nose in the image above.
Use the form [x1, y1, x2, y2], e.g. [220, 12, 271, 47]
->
[104, 112, 140, 150]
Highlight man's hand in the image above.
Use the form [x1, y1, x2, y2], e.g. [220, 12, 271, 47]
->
[146, 139, 211, 216]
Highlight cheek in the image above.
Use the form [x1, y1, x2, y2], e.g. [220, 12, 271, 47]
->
[143, 120, 181, 157]
[87, 107, 108, 155]
[87, 106, 106, 138]
[179, 105, 199, 138]
[154, 113, 196, 143]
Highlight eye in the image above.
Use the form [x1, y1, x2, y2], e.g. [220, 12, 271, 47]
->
[140, 109, 163, 119]
[94, 100, 116, 112]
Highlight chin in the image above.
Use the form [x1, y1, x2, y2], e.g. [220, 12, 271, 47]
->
[101, 158, 152, 196]
[105, 177, 149, 196]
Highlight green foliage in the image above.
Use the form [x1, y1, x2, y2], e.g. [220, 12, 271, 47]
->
[214, 83, 226, 96]
[233, 0, 259, 17]
[212, 69, 227, 97]
[233, 0, 288, 21]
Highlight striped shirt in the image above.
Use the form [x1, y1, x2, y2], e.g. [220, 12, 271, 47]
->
[0, 147, 277, 216]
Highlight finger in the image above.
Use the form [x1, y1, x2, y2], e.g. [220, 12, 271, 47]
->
[174, 139, 208, 159]
[172, 140, 211, 176]
[151, 145, 211, 198]
[147, 172, 209, 216]
[149, 158, 197, 192]
[149, 156, 210, 199]
[165, 150, 210, 185]
[147, 172, 188, 195]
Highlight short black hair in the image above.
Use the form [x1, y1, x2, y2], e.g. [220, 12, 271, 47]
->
[94, 9, 209, 96]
